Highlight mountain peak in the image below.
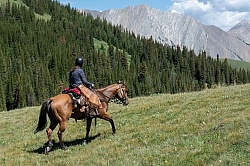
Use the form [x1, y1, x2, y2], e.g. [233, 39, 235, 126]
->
[137, 4, 150, 8]
[228, 20, 250, 45]
[239, 19, 250, 25]
[84, 6, 250, 62]
[229, 19, 250, 30]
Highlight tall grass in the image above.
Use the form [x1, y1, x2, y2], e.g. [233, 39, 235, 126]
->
[1, 84, 250, 165]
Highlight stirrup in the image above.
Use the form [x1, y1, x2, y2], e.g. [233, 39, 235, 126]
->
[80, 106, 88, 112]
[88, 109, 99, 118]
[92, 109, 99, 118]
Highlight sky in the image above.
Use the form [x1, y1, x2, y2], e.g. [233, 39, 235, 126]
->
[60, 0, 250, 31]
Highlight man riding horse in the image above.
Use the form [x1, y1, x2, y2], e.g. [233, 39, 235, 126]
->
[68, 57, 102, 113]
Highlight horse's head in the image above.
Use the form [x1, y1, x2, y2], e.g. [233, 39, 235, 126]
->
[115, 81, 129, 106]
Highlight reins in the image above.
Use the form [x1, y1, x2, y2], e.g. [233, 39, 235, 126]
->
[117, 85, 127, 102]
[97, 84, 126, 103]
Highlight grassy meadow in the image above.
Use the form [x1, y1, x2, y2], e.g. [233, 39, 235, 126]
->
[0, 0, 51, 21]
[0, 84, 250, 165]
[226, 59, 250, 71]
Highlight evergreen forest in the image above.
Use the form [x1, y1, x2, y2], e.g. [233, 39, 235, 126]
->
[0, 0, 250, 111]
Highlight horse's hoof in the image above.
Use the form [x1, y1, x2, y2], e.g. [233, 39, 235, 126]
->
[61, 146, 68, 150]
[83, 140, 88, 145]
[45, 146, 52, 154]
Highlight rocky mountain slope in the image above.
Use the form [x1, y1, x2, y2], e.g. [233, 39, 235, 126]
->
[228, 20, 250, 46]
[83, 5, 250, 62]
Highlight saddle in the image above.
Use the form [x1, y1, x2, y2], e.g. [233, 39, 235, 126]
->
[62, 87, 88, 109]
[62, 87, 99, 118]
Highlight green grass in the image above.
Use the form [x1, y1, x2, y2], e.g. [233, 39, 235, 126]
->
[35, 13, 51, 21]
[0, 0, 23, 5]
[0, 0, 51, 21]
[225, 59, 250, 71]
[93, 38, 131, 67]
[1, 84, 250, 165]
[93, 38, 110, 54]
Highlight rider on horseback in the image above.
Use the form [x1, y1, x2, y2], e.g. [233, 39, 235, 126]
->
[69, 57, 102, 110]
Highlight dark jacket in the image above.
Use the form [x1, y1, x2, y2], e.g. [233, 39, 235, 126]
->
[69, 66, 92, 88]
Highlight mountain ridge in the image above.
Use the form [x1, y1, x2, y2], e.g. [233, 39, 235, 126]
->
[82, 5, 250, 62]
[228, 19, 250, 46]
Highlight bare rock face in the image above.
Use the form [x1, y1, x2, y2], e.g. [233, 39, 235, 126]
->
[228, 20, 250, 45]
[83, 5, 250, 62]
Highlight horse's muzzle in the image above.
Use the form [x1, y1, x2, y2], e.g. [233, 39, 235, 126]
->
[122, 99, 129, 106]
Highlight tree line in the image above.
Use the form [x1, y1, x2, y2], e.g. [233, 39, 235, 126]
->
[0, 0, 249, 111]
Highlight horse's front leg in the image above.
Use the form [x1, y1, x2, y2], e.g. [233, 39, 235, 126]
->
[100, 113, 116, 135]
[85, 118, 92, 143]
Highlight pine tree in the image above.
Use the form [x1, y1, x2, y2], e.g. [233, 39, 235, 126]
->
[215, 54, 221, 85]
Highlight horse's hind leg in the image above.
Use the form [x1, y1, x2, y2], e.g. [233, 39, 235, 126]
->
[45, 121, 58, 154]
[57, 121, 67, 150]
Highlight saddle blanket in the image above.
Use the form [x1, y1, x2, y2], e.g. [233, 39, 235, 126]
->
[62, 87, 81, 95]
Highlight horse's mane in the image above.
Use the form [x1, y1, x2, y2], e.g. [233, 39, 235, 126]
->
[97, 81, 124, 91]
[97, 83, 119, 91]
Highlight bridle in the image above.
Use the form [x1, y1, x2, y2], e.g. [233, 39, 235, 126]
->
[99, 84, 127, 104]
[117, 84, 127, 103]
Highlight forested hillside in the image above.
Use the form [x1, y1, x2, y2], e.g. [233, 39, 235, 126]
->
[0, 0, 249, 111]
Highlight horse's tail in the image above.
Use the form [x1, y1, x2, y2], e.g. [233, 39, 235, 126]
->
[34, 99, 51, 133]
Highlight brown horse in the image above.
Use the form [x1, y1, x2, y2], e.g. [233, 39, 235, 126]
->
[34, 81, 128, 153]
